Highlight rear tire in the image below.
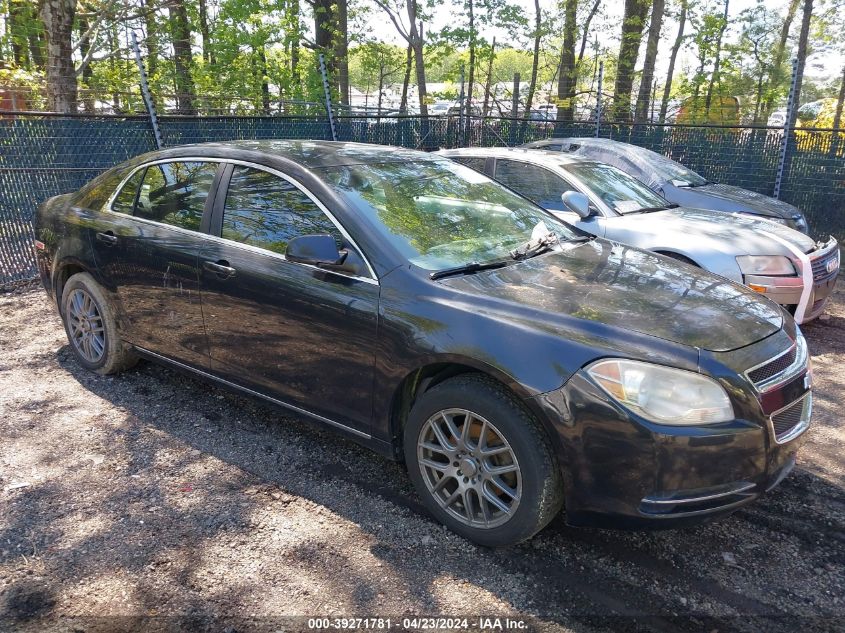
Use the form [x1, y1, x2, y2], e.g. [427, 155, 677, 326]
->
[404, 374, 563, 546]
[61, 272, 137, 375]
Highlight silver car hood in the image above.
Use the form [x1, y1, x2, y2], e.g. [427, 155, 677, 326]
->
[621, 207, 817, 255]
[664, 183, 801, 220]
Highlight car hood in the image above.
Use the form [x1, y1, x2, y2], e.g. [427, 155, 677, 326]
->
[440, 239, 783, 353]
[626, 207, 817, 255]
[663, 183, 801, 220]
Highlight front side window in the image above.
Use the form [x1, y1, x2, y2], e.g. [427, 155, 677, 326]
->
[111, 169, 144, 214]
[221, 166, 343, 255]
[318, 159, 579, 271]
[495, 159, 571, 212]
[135, 161, 218, 230]
[563, 162, 668, 215]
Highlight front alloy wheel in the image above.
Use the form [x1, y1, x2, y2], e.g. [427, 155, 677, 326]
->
[404, 374, 563, 546]
[417, 408, 522, 528]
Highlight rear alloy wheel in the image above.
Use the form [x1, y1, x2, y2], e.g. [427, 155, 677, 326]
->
[61, 272, 137, 375]
[404, 374, 563, 546]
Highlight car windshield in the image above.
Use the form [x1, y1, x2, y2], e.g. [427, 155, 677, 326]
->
[641, 151, 708, 187]
[563, 162, 671, 214]
[318, 159, 580, 271]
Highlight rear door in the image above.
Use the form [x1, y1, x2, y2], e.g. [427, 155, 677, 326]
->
[198, 163, 379, 434]
[90, 160, 222, 364]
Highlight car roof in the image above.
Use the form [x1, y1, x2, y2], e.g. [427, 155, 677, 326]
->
[140, 140, 443, 169]
[438, 146, 601, 169]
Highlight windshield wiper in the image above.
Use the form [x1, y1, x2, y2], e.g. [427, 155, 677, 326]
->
[510, 230, 560, 260]
[430, 260, 511, 280]
[628, 203, 679, 214]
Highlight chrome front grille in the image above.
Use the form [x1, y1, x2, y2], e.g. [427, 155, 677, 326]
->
[770, 393, 812, 443]
[747, 346, 797, 384]
[745, 334, 808, 392]
[810, 245, 839, 283]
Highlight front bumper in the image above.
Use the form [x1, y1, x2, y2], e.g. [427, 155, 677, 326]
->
[530, 365, 811, 529]
[744, 240, 839, 323]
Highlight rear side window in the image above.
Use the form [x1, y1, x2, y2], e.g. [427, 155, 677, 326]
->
[451, 156, 487, 172]
[221, 166, 342, 255]
[75, 168, 131, 210]
[111, 169, 144, 215]
[495, 160, 571, 212]
[135, 161, 218, 231]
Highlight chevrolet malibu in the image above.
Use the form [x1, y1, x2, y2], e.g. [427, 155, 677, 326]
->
[438, 147, 839, 324]
[35, 141, 812, 546]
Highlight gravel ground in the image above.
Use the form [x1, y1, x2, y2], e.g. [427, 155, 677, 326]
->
[1, 285, 843, 633]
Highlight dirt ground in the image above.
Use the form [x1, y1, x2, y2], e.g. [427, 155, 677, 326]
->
[1, 285, 843, 633]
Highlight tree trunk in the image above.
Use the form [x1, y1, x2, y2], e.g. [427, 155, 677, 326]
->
[26, 1, 46, 69]
[523, 0, 542, 119]
[336, 0, 349, 105]
[482, 37, 496, 118]
[77, 17, 95, 113]
[761, 0, 800, 121]
[400, 43, 412, 113]
[577, 0, 602, 66]
[466, 0, 475, 110]
[39, 0, 77, 113]
[199, 0, 213, 65]
[787, 0, 813, 130]
[313, 0, 338, 98]
[256, 45, 270, 114]
[634, 0, 664, 122]
[658, 0, 686, 123]
[832, 66, 845, 132]
[288, 0, 301, 96]
[168, 0, 197, 115]
[556, 0, 577, 122]
[143, 0, 159, 79]
[407, 1, 427, 117]
[704, 0, 729, 118]
[612, 0, 649, 122]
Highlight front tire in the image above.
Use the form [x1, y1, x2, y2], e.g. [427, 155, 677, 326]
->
[61, 272, 137, 375]
[404, 374, 563, 546]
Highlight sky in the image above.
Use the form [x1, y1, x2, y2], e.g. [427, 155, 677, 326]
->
[364, 0, 844, 83]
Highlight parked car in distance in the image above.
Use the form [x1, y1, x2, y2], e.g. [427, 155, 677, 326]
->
[36, 140, 812, 546]
[522, 137, 810, 233]
[439, 147, 838, 323]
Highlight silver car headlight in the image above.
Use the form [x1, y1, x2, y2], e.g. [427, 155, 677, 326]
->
[736, 255, 796, 276]
[587, 359, 734, 425]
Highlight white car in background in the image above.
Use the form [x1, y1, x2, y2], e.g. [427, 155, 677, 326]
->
[438, 147, 839, 323]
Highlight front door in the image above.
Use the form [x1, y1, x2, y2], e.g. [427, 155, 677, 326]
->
[198, 164, 379, 434]
[89, 160, 221, 363]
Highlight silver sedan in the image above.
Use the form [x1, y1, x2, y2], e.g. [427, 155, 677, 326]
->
[437, 147, 839, 323]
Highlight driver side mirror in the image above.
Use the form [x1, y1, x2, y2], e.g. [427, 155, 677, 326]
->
[286, 234, 348, 269]
[561, 191, 592, 219]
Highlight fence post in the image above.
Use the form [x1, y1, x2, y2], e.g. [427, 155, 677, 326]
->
[774, 57, 799, 200]
[318, 54, 338, 142]
[130, 31, 162, 150]
[458, 65, 466, 147]
[509, 73, 520, 146]
[595, 61, 603, 138]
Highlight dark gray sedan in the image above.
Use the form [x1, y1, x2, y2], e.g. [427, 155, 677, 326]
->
[522, 137, 809, 233]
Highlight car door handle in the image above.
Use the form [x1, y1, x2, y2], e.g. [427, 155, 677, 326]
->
[96, 231, 118, 246]
[203, 260, 237, 278]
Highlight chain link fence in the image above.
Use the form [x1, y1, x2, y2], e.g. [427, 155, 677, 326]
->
[2, 112, 844, 288]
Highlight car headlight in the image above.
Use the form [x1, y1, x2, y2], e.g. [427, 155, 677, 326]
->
[586, 359, 734, 425]
[736, 255, 796, 276]
[792, 214, 808, 231]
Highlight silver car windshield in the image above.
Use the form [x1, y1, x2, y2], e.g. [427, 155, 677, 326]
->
[319, 160, 580, 271]
[564, 163, 670, 215]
